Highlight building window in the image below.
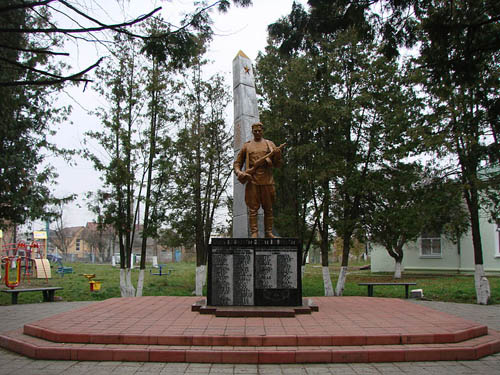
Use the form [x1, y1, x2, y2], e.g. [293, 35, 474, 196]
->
[420, 231, 441, 257]
[76, 239, 81, 251]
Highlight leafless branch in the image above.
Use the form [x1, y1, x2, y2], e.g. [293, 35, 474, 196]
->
[57, 0, 143, 39]
[0, 0, 56, 13]
[0, 43, 69, 56]
[0, 55, 68, 78]
[0, 7, 162, 36]
[0, 57, 103, 87]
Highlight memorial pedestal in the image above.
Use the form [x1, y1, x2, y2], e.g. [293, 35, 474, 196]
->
[192, 298, 318, 317]
[207, 238, 302, 307]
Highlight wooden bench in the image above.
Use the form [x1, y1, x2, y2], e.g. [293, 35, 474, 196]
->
[358, 282, 416, 299]
[1, 287, 63, 304]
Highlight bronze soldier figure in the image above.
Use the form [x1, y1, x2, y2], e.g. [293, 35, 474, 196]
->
[234, 122, 284, 238]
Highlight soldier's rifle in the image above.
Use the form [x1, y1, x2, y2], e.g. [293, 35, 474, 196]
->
[237, 143, 286, 184]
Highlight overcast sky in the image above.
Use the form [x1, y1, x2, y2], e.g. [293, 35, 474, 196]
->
[39, 0, 308, 230]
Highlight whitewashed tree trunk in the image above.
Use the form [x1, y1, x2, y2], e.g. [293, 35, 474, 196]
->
[394, 261, 402, 279]
[120, 268, 136, 297]
[474, 264, 490, 305]
[301, 265, 305, 278]
[195, 265, 206, 296]
[335, 266, 348, 296]
[120, 268, 128, 297]
[322, 266, 334, 296]
[126, 268, 136, 296]
[135, 269, 145, 297]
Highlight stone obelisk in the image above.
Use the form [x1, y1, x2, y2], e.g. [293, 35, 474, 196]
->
[232, 50, 263, 237]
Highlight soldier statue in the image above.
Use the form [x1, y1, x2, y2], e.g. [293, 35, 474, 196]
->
[233, 122, 285, 238]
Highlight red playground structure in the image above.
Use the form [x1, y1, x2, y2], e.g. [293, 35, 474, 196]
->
[1, 241, 49, 289]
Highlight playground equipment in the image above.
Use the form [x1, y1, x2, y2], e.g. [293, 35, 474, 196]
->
[1, 241, 50, 289]
[82, 273, 102, 292]
[1, 257, 21, 289]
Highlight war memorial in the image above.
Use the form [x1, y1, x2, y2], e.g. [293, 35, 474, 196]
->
[198, 51, 314, 315]
[0, 52, 499, 364]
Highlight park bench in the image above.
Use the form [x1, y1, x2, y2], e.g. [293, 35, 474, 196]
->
[56, 266, 74, 276]
[1, 286, 63, 304]
[358, 282, 417, 299]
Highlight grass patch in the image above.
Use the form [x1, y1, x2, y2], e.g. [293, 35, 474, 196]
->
[1, 262, 498, 305]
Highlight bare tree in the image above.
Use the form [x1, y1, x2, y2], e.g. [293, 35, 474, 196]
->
[82, 222, 115, 262]
[51, 202, 73, 255]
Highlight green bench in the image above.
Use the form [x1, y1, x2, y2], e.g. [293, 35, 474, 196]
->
[358, 282, 417, 299]
[2, 286, 63, 304]
[56, 266, 74, 276]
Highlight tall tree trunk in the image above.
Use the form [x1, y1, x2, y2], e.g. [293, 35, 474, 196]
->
[136, 269, 145, 297]
[195, 264, 206, 296]
[321, 239, 333, 296]
[314, 180, 333, 297]
[335, 266, 348, 296]
[465, 186, 490, 304]
[120, 268, 135, 297]
[335, 234, 352, 296]
[459, 130, 490, 304]
[193, 63, 207, 296]
[394, 260, 403, 279]
[387, 243, 404, 279]
[319, 190, 333, 296]
[302, 216, 318, 266]
[138, 59, 159, 297]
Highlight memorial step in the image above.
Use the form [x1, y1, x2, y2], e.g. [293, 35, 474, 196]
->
[2, 328, 499, 363]
[20, 320, 489, 347]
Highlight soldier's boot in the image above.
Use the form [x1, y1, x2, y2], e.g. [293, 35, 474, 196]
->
[265, 215, 277, 238]
[249, 214, 259, 238]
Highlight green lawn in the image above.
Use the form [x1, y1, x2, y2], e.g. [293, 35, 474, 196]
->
[0, 262, 498, 305]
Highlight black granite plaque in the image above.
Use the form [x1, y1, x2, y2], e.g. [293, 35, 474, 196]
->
[232, 248, 254, 305]
[254, 240, 301, 306]
[210, 248, 233, 305]
[207, 238, 301, 306]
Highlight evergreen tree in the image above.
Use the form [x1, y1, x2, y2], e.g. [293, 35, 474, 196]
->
[0, 1, 71, 229]
[259, 4, 420, 295]
[270, 0, 500, 304]
[409, 1, 499, 304]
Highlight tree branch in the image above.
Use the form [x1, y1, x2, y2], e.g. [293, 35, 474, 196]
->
[0, 43, 69, 56]
[0, 0, 56, 13]
[0, 57, 103, 87]
[0, 7, 161, 36]
[57, 0, 146, 39]
[0, 55, 68, 79]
